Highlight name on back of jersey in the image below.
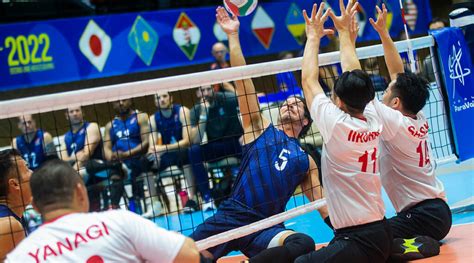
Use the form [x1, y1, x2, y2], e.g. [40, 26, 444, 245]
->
[347, 130, 381, 143]
[26, 221, 110, 262]
[408, 122, 429, 139]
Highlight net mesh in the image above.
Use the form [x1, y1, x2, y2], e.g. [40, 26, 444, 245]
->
[0, 36, 455, 256]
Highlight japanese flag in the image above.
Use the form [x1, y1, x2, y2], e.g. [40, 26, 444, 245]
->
[79, 20, 112, 72]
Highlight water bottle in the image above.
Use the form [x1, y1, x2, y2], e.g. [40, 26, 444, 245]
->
[23, 204, 42, 234]
[179, 190, 189, 208]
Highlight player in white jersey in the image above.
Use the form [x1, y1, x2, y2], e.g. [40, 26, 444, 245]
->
[296, 1, 392, 262]
[6, 159, 199, 263]
[370, 4, 450, 260]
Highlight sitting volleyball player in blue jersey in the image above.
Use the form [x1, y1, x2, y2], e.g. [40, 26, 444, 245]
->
[192, 7, 329, 263]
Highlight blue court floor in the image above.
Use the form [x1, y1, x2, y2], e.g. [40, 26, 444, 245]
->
[153, 159, 474, 256]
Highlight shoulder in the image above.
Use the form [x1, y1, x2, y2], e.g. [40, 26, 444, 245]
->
[0, 216, 23, 235]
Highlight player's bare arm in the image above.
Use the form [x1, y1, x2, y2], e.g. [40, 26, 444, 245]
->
[370, 4, 404, 80]
[216, 6, 269, 144]
[301, 3, 333, 107]
[328, 0, 361, 71]
[103, 122, 115, 161]
[301, 157, 328, 219]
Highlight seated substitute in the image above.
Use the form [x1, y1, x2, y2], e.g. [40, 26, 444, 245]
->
[60, 106, 109, 212]
[370, 4, 450, 260]
[192, 8, 329, 263]
[142, 91, 195, 217]
[103, 99, 150, 213]
[189, 84, 243, 211]
[12, 114, 57, 171]
[0, 149, 32, 260]
[5, 160, 199, 263]
[296, 2, 392, 262]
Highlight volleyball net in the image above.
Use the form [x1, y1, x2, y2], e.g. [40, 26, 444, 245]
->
[0, 36, 456, 250]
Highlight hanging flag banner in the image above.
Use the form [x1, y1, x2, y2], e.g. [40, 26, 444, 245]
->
[403, 0, 418, 31]
[286, 3, 305, 45]
[251, 6, 275, 49]
[173, 12, 201, 60]
[128, 16, 159, 66]
[0, 0, 433, 92]
[355, 3, 368, 37]
[432, 28, 474, 161]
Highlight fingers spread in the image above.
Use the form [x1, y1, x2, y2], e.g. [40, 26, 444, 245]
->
[303, 9, 310, 24]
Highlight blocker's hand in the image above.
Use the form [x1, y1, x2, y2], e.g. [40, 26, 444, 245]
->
[303, 3, 333, 40]
[328, 0, 359, 33]
[369, 4, 389, 35]
[216, 6, 240, 35]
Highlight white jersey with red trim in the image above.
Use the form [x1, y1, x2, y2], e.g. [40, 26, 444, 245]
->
[311, 94, 385, 230]
[6, 210, 185, 263]
[373, 99, 446, 212]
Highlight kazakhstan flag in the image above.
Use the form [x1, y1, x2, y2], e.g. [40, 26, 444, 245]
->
[128, 16, 159, 66]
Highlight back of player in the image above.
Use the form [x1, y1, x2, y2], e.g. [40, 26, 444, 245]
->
[315, 97, 385, 229]
[6, 210, 185, 263]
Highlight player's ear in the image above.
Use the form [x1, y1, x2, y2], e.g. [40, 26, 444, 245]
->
[8, 177, 20, 191]
[75, 182, 89, 211]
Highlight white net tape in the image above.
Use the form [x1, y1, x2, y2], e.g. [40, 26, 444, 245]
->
[195, 199, 327, 251]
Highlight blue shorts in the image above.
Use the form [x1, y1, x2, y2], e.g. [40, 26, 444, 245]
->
[190, 199, 286, 258]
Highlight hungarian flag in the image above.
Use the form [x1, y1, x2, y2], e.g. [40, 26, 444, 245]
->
[252, 6, 275, 49]
[79, 20, 112, 72]
[286, 3, 305, 45]
[173, 12, 201, 60]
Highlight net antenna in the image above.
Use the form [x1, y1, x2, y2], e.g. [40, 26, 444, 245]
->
[399, 0, 417, 72]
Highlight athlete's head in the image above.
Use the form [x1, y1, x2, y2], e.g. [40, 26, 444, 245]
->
[112, 99, 133, 116]
[429, 17, 448, 30]
[155, 91, 173, 110]
[279, 96, 312, 138]
[198, 85, 214, 102]
[66, 106, 84, 126]
[212, 42, 228, 63]
[0, 149, 32, 208]
[31, 159, 89, 215]
[332, 70, 375, 115]
[383, 72, 430, 115]
[17, 114, 37, 135]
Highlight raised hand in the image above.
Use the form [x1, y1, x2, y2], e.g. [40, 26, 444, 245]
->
[369, 4, 388, 34]
[303, 3, 333, 40]
[350, 12, 360, 45]
[328, 0, 359, 33]
[216, 6, 240, 35]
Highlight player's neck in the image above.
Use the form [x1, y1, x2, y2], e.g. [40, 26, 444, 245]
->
[159, 107, 173, 118]
[23, 131, 36, 143]
[42, 208, 77, 223]
[71, 122, 84, 133]
[1, 197, 25, 218]
[280, 123, 299, 138]
[119, 109, 134, 120]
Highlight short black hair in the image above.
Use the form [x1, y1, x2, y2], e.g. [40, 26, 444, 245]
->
[429, 17, 448, 28]
[334, 70, 375, 113]
[391, 72, 430, 114]
[30, 159, 83, 213]
[0, 149, 22, 199]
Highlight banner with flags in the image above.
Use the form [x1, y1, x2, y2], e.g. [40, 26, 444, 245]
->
[432, 28, 474, 161]
[0, 0, 433, 92]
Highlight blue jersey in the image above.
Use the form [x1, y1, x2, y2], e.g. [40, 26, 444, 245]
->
[110, 112, 142, 152]
[231, 124, 309, 217]
[154, 104, 183, 145]
[64, 122, 102, 160]
[15, 129, 46, 170]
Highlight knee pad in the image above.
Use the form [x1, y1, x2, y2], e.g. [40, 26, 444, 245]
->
[283, 233, 315, 258]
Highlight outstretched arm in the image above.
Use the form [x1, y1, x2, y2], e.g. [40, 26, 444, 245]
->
[370, 4, 404, 80]
[329, 0, 360, 71]
[216, 7, 268, 143]
[301, 3, 333, 107]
